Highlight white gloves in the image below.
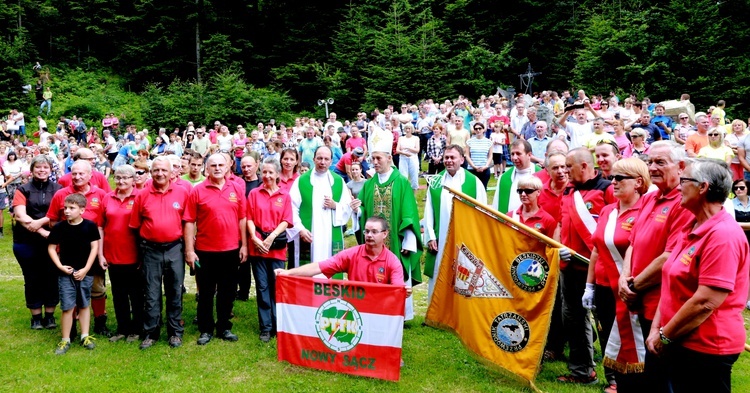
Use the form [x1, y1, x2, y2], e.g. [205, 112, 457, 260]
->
[559, 248, 571, 263]
[582, 283, 596, 310]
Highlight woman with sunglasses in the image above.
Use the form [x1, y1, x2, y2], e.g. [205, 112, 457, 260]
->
[583, 158, 651, 393]
[622, 129, 650, 158]
[697, 128, 733, 166]
[732, 179, 750, 247]
[132, 161, 150, 190]
[465, 122, 493, 188]
[508, 176, 556, 238]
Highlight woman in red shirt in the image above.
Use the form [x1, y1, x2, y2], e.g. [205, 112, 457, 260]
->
[507, 176, 557, 239]
[278, 149, 300, 194]
[647, 158, 749, 393]
[247, 158, 293, 343]
[581, 158, 650, 392]
[98, 164, 142, 342]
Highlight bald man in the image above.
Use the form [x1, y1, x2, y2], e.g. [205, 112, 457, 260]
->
[57, 148, 112, 192]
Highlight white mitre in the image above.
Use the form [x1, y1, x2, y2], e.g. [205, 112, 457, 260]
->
[369, 124, 394, 154]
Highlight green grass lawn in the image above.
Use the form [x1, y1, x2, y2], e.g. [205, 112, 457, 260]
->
[1, 170, 749, 392]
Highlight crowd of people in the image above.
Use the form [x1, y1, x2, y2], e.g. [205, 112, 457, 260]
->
[7, 89, 750, 393]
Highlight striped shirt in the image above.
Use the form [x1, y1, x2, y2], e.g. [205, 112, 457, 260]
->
[466, 137, 492, 167]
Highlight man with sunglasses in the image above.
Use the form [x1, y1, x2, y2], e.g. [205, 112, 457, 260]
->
[557, 148, 616, 385]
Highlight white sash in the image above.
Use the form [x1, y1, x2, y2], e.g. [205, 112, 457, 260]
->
[573, 191, 597, 235]
[603, 207, 647, 364]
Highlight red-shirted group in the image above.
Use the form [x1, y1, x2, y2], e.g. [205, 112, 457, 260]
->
[10, 95, 750, 393]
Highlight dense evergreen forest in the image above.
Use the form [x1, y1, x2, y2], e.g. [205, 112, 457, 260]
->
[1, 0, 749, 128]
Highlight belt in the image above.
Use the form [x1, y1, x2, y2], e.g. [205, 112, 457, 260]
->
[141, 239, 182, 249]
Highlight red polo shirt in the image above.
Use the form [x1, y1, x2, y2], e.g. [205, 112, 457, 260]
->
[246, 187, 293, 260]
[183, 179, 246, 252]
[511, 207, 557, 239]
[101, 191, 139, 264]
[592, 202, 640, 287]
[629, 187, 694, 320]
[279, 172, 300, 194]
[660, 210, 749, 355]
[560, 173, 616, 270]
[58, 170, 112, 192]
[319, 245, 405, 285]
[538, 179, 565, 223]
[47, 185, 108, 226]
[144, 177, 193, 193]
[129, 183, 188, 243]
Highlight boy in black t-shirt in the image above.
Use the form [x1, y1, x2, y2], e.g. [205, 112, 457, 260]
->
[48, 193, 101, 355]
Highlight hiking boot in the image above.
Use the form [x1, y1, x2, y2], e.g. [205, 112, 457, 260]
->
[197, 333, 212, 345]
[54, 340, 71, 355]
[219, 330, 238, 342]
[139, 338, 156, 350]
[169, 336, 183, 348]
[30, 317, 43, 330]
[557, 370, 598, 385]
[109, 334, 126, 342]
[81, 335, 96, 350]
[43, 315, 57, 329]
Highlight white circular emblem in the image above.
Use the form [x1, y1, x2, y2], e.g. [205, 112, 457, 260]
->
[314, 298, 363, 353]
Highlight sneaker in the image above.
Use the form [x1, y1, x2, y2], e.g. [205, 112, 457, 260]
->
[168, 336, 182, 348]
[81, 335, 96, 350]
[259, 332, 271, 343]
[219, 330, 238, 342]
[30, 318, 43, 330]
[197, 332, 212, 345]
[139, 338, 155, 350]
[43, 315, 57, 329]
[109, 334, 126, 342]
[54, 340, 71, 355]
[126, 334, 140, 343]
[557, 370, 598, 385]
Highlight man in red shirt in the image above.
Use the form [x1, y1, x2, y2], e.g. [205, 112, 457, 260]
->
[129, 156, 190, 349]
[333, 147, 364, 182]
[618, 141, 693, 390]
[47, 159, 110, 337]
[57, 148, 112, 192]
[276, 216, 409, 294]
[557, 148, 615, 385]
[184, 153, 248, 345]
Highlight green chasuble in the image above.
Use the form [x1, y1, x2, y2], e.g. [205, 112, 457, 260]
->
[496, 164, 542, 212]
[359, 167, 423, 285]
[423, 169, 479, 278]
[297, 170, 345, 278]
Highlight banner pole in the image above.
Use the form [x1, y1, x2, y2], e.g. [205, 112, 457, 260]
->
[444, 185, 590, 265]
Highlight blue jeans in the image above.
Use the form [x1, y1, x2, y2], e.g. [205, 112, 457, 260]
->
[333, 167, 349, 183]
[39, 100, 51, 115]
[251, 257, 284, 333]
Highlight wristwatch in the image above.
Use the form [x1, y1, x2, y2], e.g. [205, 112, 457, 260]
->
[659, 327, 672, 345]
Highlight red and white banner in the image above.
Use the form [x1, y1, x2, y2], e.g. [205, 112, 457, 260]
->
[276, 275, 406, 381]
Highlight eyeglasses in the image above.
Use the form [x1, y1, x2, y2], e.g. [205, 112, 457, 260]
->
[734, 186, 746, 191]
[612, 174, 634, 182]
[114, 176, 133, 181]
[135, 170, 147, 176]
[708, 133, 720, 136]
[516, 188, 538, 195]
[679, 177, 701, 185]
[363, 229, 386, 235]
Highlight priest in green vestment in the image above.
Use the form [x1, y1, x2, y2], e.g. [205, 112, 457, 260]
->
[357, 129, 422, 320]
[492, 139, 542, 212]
[423, 145, 487, 302]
